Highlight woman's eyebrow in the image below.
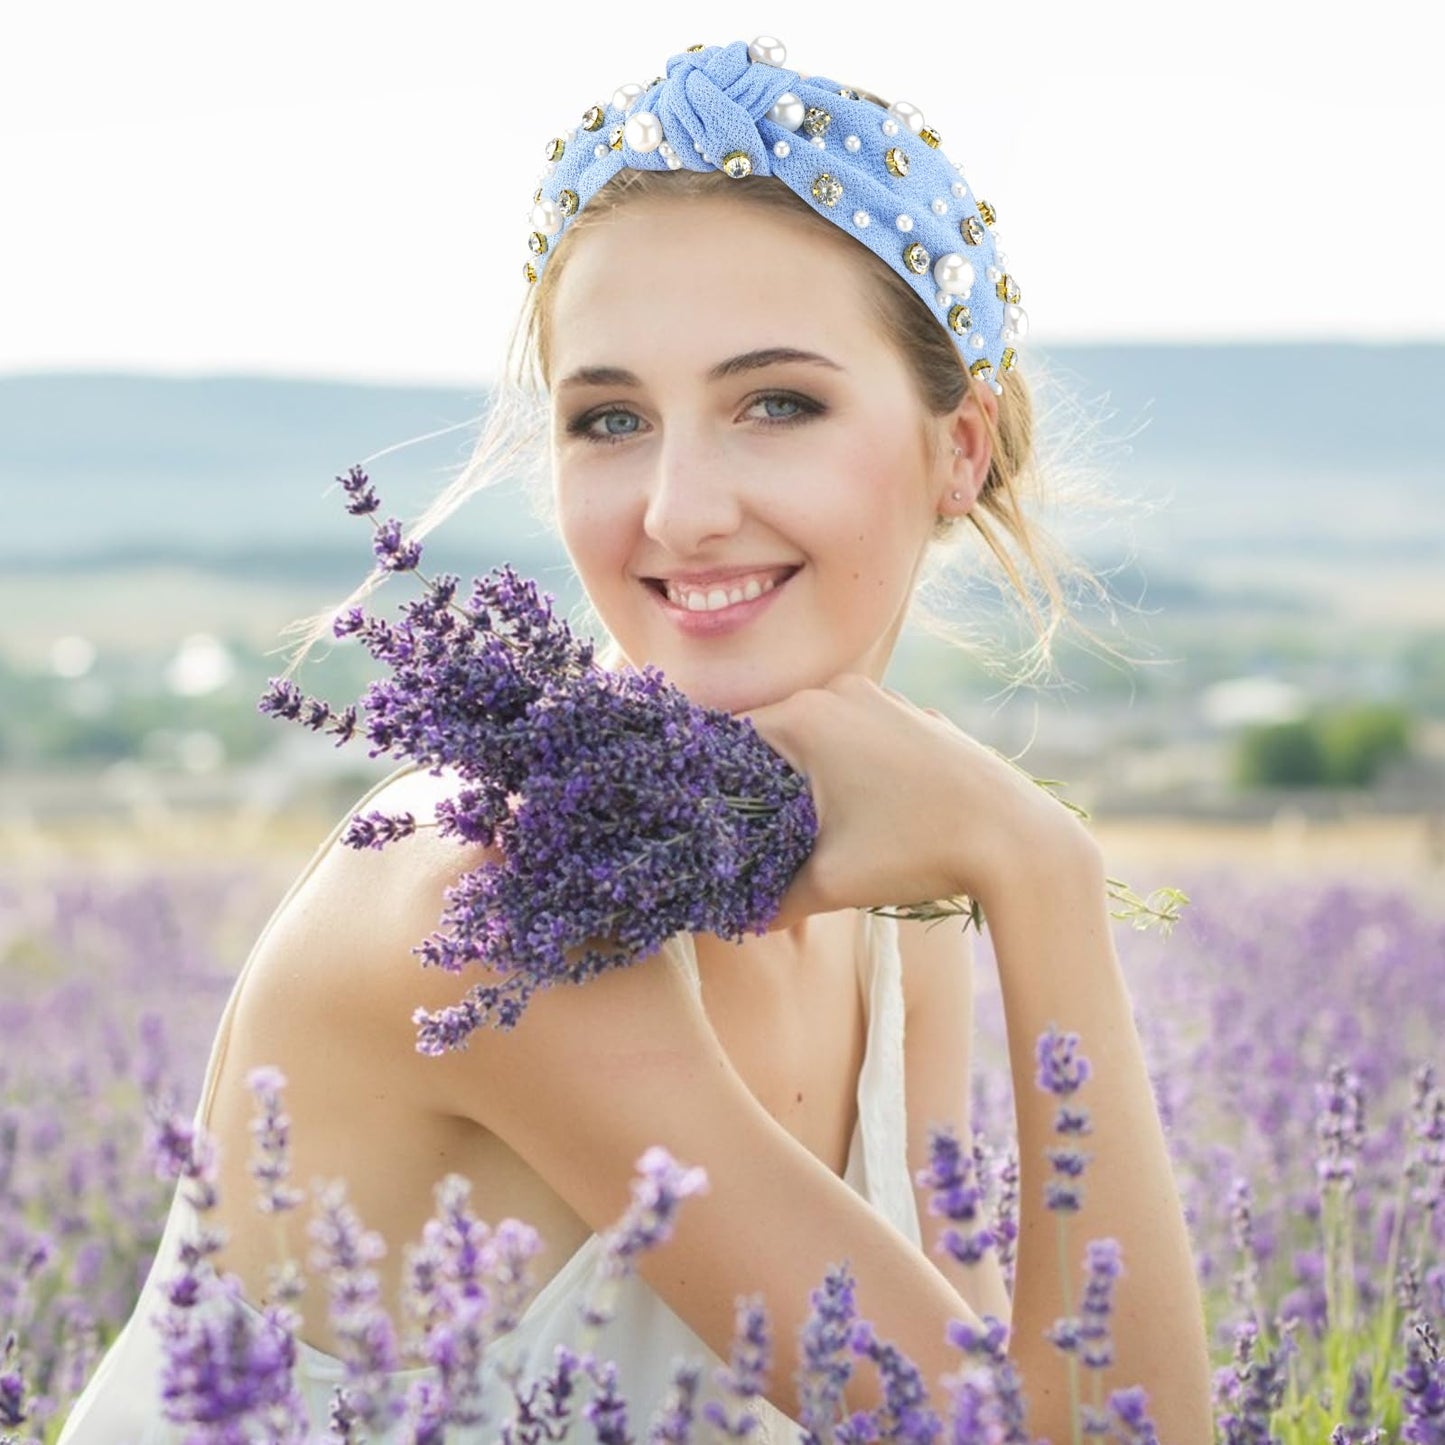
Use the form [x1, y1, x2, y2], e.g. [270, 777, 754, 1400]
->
[556, 348, 846, 393]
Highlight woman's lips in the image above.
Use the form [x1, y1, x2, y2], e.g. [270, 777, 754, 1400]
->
[646, 566, 799, 637]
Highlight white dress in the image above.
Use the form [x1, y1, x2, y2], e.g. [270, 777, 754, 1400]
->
[58, 761, 920, 1443]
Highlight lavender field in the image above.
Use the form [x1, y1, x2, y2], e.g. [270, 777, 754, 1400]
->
[2, 852, 1442, 1441]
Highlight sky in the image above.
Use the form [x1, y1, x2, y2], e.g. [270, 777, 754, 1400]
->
[4, 0, 1441, 387]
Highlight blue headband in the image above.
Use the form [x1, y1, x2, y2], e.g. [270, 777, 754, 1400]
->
[523, 36, 1026, 394]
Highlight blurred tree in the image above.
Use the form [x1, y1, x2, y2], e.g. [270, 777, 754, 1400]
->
[1234, 718, 1329, 788]
[1233, 704, 1414, 789]
[1318, 703, 1412, 786]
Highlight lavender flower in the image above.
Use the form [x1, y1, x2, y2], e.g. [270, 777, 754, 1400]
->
[796, 1261, 858, 1445]
[499, 1342, 582, 1445]
[1036, 1027, 1094, 1215]
[585, 1354, 636, 1445]
[245, 1065, 302, 1216]
[1105, 1384, 1161, 1444]
[1393, 1317, 1445, 1444]
[916, 1125, 996, 1268]
[845, 1318, 940, 1445]
[703, 1294, 772, 1440]
[0, 1331, 31, 1430]
[1316, 1062, 1365, 1191]
[1211, 1317, 1290, 1444]
[944, 1315, 1031, 1442]
[647, 1359, 704, 1445]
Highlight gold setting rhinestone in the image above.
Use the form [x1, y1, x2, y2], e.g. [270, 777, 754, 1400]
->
[1001, 347, 1017, 371]
[969, 358, 993, 380]
[686, 43, 706, 51]
[977, 199, 997, 227]
[995, 274, 1021, 304]
[558, 188, 579, 216]
[545, 137, 566, 162]
[721, 150, 754, 178]
[524, 261, 538, 285]
[533, 187, 543, 205]
[528, 232, 548, 256]
[811, 173, 844, 207]
[837, 86, 860, 99]
[903, 241, 930, 274]
[884, 147, 910, 178]
[581, 105, 606, 131]
[920, 128, 942, 149]
[960, 216, 985, 246]
[947, 305, 973, 335]
[802, 106, 833, 137]
[608, 125, 625, 151]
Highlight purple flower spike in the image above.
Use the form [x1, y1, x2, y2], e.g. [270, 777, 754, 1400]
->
[916, 1125, 996, 1267]
[1035, 1026, 1092, 1097]
[647, 1359, 703, 1444]
[599, 1147, 709, 1283]
[338, 463, 381, 515]
[244, 1065, 302, 1216]
[703, 1294, 772, 1440]
[372, 516, 424, 572]
[1106, 1384, 1161, 1444]
[844, 1318, 941, 1445]
[584, 1355, 634, 1445]
[796, 1262, 857, 1445]
[1315, 1062, 1365, 1192]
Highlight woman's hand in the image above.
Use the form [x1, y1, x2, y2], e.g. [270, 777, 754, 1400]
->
[739, 674, 1092, 931]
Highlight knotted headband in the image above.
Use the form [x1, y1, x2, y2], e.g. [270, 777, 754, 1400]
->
[523, 36, 1027, 394]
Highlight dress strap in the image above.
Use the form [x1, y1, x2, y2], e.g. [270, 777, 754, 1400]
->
[193, 758, 425, 1131]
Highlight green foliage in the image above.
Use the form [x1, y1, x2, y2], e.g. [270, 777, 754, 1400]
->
[1233, 703, 1414, 789]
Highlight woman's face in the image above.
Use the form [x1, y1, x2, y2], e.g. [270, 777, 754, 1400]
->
[546, 194, 954, 715]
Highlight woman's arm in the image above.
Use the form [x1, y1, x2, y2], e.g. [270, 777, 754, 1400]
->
[970, 827, 1212, 1441]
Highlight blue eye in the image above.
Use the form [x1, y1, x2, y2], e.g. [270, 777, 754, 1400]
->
[566, 391, 824, 446]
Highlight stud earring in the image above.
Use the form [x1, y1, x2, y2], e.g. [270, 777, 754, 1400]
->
[950, 490, 963, 501]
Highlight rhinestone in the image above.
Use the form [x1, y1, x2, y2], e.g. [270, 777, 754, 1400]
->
[558, 188, 579, 216]
[582, 105, 606, 131]
[1001, 347, 1017, 371]
[721, 150, 754, 178]
[812, 172, 844, 207]
[951, 181, 968, 198]
[773, 139, 791, 158]
[844, 134, 861, 152]
[686, 42, 706, 52]
[608, 125, 624, 151]
[977, 198, 997, 227]
[853, 209, 871, 228]
[524, 261, 538, 284]
[947, 305, 972, 334]
[920, 128, 942, 149]
[545, 137, 566, 162]
[802, 106, 832, 137]
[896, 214, 914, 232]
[903, 241, 930, 274]
[931, 198, 948, 215]
[837, 86, 859, 99]
[969, 358, 993, 380]
[594, 143, 607, 159]
[884, 147, 909, 178]
[528, 231, 548, 256]
[995, 274, 1022, 304]
[960, 216, 985, 246]
[881, 118, 899, 136]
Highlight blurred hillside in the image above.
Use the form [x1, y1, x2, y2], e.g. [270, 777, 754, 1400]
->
[2, 343, 1443, 835]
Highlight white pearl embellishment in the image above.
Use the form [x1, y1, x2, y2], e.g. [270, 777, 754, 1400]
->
[951, 181, 968, 198]
[853, 209, 871, 227]
[593, 144, 607, 158]
[623, 112, 664, 153]
[931, 198, 948, 215]
[749, 35, 788, 66]
[773, 139, 790, 158]
[881, 118, 899, 136]
[766, 92, 805, 130]
[896, 214, 914, 231]
[611, 83, 644, 111]
[811, 135, 826, 149]
[888, 100, 926, 135]
[933, 252, 975, 294]
[844, 135, 861, 152]
[530, 199, 563, 235]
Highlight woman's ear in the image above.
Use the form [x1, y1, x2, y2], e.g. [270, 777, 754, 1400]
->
[935, 382, 998, 517]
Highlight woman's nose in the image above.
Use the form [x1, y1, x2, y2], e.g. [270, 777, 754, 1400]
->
[642, 435, 743, 556]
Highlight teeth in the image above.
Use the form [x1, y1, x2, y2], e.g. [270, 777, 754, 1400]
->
[665, 571, 784, 611]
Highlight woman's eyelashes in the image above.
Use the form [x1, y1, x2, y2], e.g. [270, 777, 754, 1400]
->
[564, 391, 826, 446]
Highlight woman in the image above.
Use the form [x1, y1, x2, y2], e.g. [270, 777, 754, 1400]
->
[60, 35, 1212, 1441]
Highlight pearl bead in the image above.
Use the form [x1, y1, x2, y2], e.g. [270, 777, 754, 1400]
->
[986, 265, 1002, 283]
[853, 209, 871, 228]
[665, 152, 683, 170]
[989, 379, 1003, 395]
[530, 199, 563, 236]
[623, 111, 665, 153]
[748, 34, 787, 66]
[1001, 327, 1016, 344]
[951, 181, 968, 198]
[658, 141, 675, 156]
[997, 251, 1009, 268]
[970, 334, 985, 350]
[593, 143, 607, 159]
[936, 290, 952, 306]
[773, 139, 791, 158]
[896, 214, 914, 232]
[933, 252, 975, 294]
[1007, 304, 1030, 338]
[694, 140, 705, 153]
[611, 82, 644, 111]
[544, 162, 557, 176]
[888, 100, 926, 135]
[931, 198, 948, 215]
[766, 92, 805, 130]
[811, 135, 826, 149]
[881, 119, 899, 137]
[844, 134, 861, 152]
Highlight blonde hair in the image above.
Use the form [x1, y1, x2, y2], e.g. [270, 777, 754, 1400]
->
[279, 166, 1150, 695]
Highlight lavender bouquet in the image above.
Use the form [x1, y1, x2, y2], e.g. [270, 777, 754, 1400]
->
[261, 466, 1183, 1052]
